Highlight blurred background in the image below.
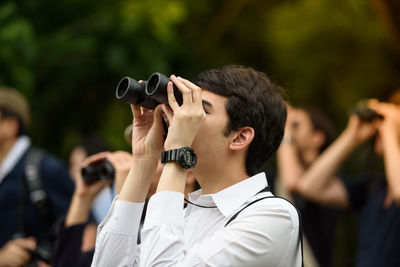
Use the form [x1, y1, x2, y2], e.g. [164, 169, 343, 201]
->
[1, 0, 400, 265]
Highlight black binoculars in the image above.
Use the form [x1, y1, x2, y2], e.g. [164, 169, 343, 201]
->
[81, 158, 115, 184]
[116, 72, 183, 109]
[351, 100, 383, 122]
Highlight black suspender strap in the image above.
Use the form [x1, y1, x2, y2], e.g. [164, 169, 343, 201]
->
[224, 188, 304, 267]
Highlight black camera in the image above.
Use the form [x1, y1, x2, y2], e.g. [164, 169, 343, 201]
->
[116, 72, 183, 108]
[81, 158, 115, 184]
[351, 100, 383, 122]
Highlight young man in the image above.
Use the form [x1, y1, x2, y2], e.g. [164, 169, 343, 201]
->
[277, 106, 337, 267]
[287, 98, 400, 267]
[91, 65, 302, 266]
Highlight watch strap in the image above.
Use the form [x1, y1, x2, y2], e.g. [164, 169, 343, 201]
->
[161, 148, 181, 164]
[161, 146, 196, 169]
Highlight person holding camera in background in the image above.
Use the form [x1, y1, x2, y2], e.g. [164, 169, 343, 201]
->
[91, 65, 302, 266]
[282, 96, 400, 267]
[0, 88, 74, 267]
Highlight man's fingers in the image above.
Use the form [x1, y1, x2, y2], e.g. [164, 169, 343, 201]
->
[178, 77, 203, 105]
[131, 104, 141, 119]
[167, 82, 179, 110]
[161, 104, 174, 123]
[171, 75, 192, 104]
[82, 152, 111, 168]
[13, 237, 36, 251]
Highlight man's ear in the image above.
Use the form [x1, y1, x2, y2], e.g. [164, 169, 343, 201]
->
[229, 127, 255, 151]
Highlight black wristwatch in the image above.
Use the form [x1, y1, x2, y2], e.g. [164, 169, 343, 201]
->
[161, 146, 197, 169]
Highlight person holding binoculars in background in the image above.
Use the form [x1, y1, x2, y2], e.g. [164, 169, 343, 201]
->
[279, 95, 400, 267]
[53, 131, 198, 267]
[277, 105, 338, 267]
[52, 150, 131, 267]
[91, 65, 302, 266]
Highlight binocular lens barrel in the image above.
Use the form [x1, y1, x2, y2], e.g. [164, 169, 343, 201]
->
[351, 101, 383, 122]
[115, 72, 183, 109]
[146, 72, 183, 106]
[81, 158, 115, 184]
[116, 77, 147, 105]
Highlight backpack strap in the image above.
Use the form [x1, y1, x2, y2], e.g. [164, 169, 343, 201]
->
[224, 191, 304, 267]
[24, 148, 54, 226]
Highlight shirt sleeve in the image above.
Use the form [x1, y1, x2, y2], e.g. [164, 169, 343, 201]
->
[91, 198, 145, 267]
[52, 220, 93, 267]
[140, 193, 301, 267]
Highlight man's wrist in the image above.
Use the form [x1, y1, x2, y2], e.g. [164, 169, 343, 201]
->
[74, 191, 95, 204]
[161, 146, 197, 169]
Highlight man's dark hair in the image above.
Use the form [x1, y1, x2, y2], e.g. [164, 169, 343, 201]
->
[193, 65, 287, 176]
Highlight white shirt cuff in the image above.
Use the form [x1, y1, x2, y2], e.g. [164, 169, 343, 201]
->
[102, 199, 145, 235]
[144, 191, 184, 228]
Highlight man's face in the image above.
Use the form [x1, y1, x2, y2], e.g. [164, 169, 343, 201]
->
[190, 90, 231, 171]
[290, 109, 319, 152]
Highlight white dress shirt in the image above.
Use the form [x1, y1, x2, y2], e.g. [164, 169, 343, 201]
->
[91, 173, 302, 267]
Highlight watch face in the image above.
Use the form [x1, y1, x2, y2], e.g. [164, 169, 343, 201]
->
[183, 150, 192, 164]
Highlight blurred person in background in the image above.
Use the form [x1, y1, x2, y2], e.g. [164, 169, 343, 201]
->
[53, 150, 198, 267]
[52, 150, 131, 267]
[286, 95, 400, 267]
[52, 123, 198, 267]
[277, 105, 338, 267]
[0, 87, 74, 266]
[68, 136, 113, 252]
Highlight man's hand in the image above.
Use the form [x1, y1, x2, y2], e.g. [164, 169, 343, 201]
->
[75, 152, 113, 201]
[105, 151, 132, 194]
[130, 104, 165, 160]
[343, 114, 379, 147]
[162, 75, 206, 150]
[0, 238, 36, 267]
[369, 99, 400, 136]
[65, 152, 113, 227]
[281, 104, 299, 145]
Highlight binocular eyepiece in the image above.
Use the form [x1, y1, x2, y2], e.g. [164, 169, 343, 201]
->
[116, 72, 183, 109]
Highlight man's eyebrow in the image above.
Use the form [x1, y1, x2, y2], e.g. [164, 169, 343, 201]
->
[202, 100, 212, 109]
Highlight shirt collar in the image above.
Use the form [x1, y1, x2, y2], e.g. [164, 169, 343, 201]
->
[188, 172, 268, 218]
[0, 136, 31, 183]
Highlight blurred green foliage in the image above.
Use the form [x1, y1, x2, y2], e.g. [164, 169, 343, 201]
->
[1, 0, 399, 265]
[2, 0, 398, 157]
